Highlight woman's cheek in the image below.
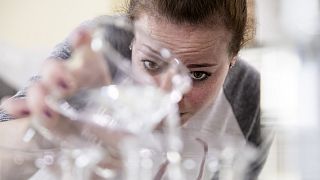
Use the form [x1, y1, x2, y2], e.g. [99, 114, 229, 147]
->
[185, 67, 229, 112]
[183, 84, 219, 113]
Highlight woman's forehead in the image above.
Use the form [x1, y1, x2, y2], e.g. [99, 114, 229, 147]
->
[136, 15, 230, 46]
[136, 14, 230, 40]
[134, 14, 231, 64]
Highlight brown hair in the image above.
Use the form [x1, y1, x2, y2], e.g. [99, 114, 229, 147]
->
[126, 0, 252, 56]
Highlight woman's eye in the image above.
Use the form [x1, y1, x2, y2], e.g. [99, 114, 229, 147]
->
[190, 71, 211, 81]
[142, 60, 160, 71]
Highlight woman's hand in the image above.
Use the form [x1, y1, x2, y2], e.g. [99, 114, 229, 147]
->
[0, 28, 128, 174]
[0, 29, 110, 121]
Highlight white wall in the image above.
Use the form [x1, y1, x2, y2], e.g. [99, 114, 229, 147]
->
[0, 0, 125, 48]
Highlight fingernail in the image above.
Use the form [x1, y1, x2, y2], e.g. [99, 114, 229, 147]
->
[20, 110, 30, 116]
[58, 79, 69, 90]
[44, 109, 53, 118]
[72, 29, 89, 47]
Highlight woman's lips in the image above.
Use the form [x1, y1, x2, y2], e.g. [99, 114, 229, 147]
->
[180, 112, 188, 119]
[180, 112, 187, 116]
[179, 112, 189, 125]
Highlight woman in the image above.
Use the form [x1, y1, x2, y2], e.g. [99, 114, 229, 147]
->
[0, 0, 266, 179]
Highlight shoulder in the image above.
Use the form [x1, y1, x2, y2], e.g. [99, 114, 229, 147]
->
[48, 15, 132, 61]
[224, 59, 260, 99]
[223, 59, 261, 146]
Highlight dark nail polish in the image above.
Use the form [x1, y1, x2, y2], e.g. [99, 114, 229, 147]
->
[44, 109, 52, 118]
[58, 80, 69, 90]
[21, 110, 30, 116]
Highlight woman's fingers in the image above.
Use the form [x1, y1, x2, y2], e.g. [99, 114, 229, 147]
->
[41, 60, 77, 97]
[71, 28, 92, 49]
[67, 29, 111, 89]
[27, 81, 59, 128]
[1, 28, 111, 121]
[0, 97, 30, 118]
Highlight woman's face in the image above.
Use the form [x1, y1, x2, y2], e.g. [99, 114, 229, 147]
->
[131, 13, 235, 125]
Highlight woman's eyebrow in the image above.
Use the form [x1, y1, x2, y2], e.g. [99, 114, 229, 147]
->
[140, 44, 171, 61]
[140, 44, 218, 68]
[187, 63, 218, 68]
[142, 44, 160, 55]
